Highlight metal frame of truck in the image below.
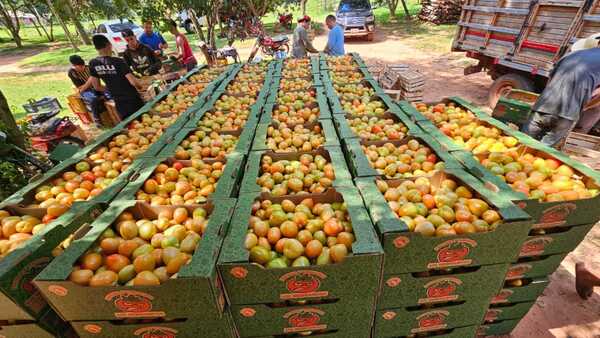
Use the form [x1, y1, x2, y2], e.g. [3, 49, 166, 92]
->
[453, 0, 600, 106]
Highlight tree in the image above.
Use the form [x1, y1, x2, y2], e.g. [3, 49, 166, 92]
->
[60, 0, 91, 45]
[237, 0, 284, 17]
[44, 0, 80, 51]
[374, 0, 410, 19]
[24, 2, 53, 41]
[0, 90, 25, 149]
[0, 0, 23, 48]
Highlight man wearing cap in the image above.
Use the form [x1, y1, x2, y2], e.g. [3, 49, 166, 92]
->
[122, 28, 162, 76]
[68, 55, 105, 126]
[522, 34, 600, 146]
[89, 34, 144, 119]
[292, 16, 319, 58]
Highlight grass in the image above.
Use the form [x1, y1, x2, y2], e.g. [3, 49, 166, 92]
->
[0, 1, 457, 119]
[0, 72, 73, 120]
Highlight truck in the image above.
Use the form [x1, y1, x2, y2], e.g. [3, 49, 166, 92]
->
[336, 0, 376, 41]
[452, 0, 600, 107]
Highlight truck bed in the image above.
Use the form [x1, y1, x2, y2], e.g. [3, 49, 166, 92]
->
[453, 0, 600, 77]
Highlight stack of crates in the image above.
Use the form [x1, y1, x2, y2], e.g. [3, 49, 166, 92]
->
[399, 97, 600, 337]
[2, 64, 236, 337]
[0, 65, 235, 338]
[319, 54, 535, 338]
[218, 57, 384, 337]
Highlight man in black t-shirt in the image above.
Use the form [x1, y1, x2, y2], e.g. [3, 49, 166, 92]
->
[89, 34, 144, 119]
[68, 55, 105, 126]
[122, 29, 162, 76]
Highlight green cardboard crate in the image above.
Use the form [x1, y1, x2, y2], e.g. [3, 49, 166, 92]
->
[379, 263, 509, 309]
[157, 121, 256, 161]
[477, 318, 520, 336]
[229, 298, 375, 338]
[491, 277, 549, 304]
[0, 323, 57, 338]
[34, 198, 236, 321]
[350, 52, 368, 69]
[259, 92, 333, 125]
[218, 187, 383, 305]
[70, 311, 236, 338]
[251, 120, 340, 152]
[355, 169, 532, 274]
[115, 152, 245, 202]
[332, 111, 421, 141]
[239, 146, 353, 195]
[396, 100, 430, 122]
[342, 134, 463, 179]
[374, 298, 489, 338]
[374, 325, 479, 338]
[518, 222, 596, 258]
[505, 253, 567, 281]
[411, 97, 600, 228]
[0, 202, 105, 321]
[484, 301, 535, 322]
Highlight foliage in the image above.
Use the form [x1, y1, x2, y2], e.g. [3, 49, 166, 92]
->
[0, 161, 27, 200]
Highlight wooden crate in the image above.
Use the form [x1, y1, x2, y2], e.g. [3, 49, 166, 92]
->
[101, 101, 122, 127]
[67, 94, 93, 125]
[563, 132, 600, 169]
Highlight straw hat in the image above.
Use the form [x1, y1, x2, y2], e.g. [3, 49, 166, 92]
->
[571, 33, 600, 52]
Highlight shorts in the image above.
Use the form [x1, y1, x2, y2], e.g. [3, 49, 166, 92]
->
[115, 97, 144, 120]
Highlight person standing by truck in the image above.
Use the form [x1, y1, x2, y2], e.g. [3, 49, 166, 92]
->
[522, 36, 600, 147]
[89, 34, 144, 119]
[324, 15, 345, 56]
[292, 16, 319, 58]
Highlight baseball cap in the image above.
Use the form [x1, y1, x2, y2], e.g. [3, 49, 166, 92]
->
[571, 33, 600, 52]
[121, 28, 135, 38]
[298, 15, 311, 23]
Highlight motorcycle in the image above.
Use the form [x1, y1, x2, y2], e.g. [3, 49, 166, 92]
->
[248, 34, 290, 62]
[27, 110, 85, 154]
[0, 130, 52, 181]
[278, 12, 293, 30]
[198, 41, 241, 65]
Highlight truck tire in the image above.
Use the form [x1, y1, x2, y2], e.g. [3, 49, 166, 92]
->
[489, 73, 535, 108]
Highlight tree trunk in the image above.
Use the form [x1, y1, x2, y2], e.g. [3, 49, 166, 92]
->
[63, 1, 91, 45]
[31, 19, 43, 37]
[30, 5, 52, 42]
[48, 16, 54, 41]
[88, 14, 96, 29]
[0, 3, 22, 48]
[45, 0, 79, 51]
[0, 90, 26, 149]
[388, 0, 398, 18]
[301, 0, 308, 16]
[400, 0, 411, 17]
[189, 9, 205, 41]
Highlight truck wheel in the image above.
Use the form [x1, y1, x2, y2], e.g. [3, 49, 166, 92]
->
[489, 73, 535, 108]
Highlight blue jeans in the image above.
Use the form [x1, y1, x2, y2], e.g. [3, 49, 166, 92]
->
[80, 90, 104, 124]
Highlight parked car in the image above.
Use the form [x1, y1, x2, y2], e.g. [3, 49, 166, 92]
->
[177, 10, 207, 34]
[94, 19, 143, 54]
[336, 0, 375, 41]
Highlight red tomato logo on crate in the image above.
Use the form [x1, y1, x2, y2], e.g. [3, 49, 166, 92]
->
[421, 277, 462, 303]
[279, 270, 328, 300]
[535, 203, 576, 228]
[506, 264, 532, 280]
[519, 237, 553, 257]
[428, 239, 477, 269]
[491, 289, 513, 304]
[283, 308, 327, 333]
[105, 291, 166, 318]
[413, 310, 449, 333]
[134, 326, 178, 338]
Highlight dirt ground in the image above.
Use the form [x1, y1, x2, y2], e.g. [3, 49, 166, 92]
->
[1, 28, 599, 338]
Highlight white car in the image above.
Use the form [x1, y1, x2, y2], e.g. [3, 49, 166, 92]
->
[94, 19, 144, 54]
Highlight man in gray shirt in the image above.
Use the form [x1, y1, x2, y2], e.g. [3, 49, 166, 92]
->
[292, 16, 318, 58]
[523, 38, 600, 146]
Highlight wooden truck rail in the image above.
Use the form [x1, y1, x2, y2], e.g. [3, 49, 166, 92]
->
[453, 0, 600, 106]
